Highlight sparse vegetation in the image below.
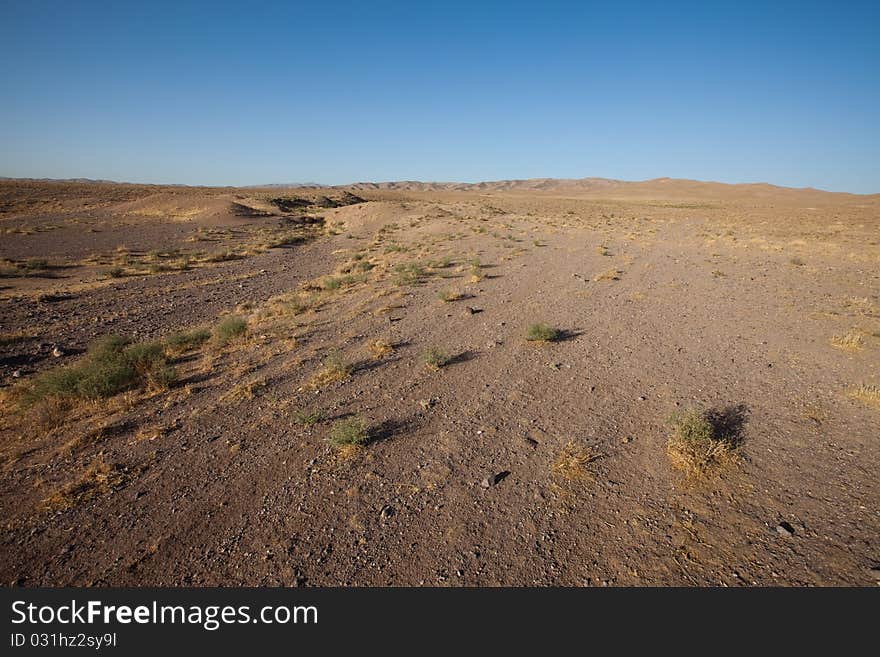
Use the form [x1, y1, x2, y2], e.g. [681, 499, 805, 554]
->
[164, 328, 212, 354]
[42, 458, 126, 511]
[214, 316, 248, 345]
[423, 347, 450, 370]
[1, 176, 875, 584]
[322, 276, 343, 291]
[312, 350, 352, 386]
[552, 441, 599, 481]
[830, 330, 864, 351]
[0, 331, 37, 347]
[842, 297, 878, 318]
[22, 258, 50, 271]
[437, 288, 464, 302]
[322, 273, 364, 291]
[666, 408, 740, 478]
[393, 262, 426, 285]
[24, 335, 176, 404]
[223, 378, 265, 401]
[294, 409, 324, 426]
[270, 292, 317, 316]
[594, 268, 621, 281]
[368, 338, 394, 359]
[204, 249, 239, 263]
[526, 323, 560, 342]
[328, 417, 369, 447]
[847, 384, 880, 407]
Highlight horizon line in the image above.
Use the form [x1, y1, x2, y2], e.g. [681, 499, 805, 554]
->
[0, 174, 877, 196]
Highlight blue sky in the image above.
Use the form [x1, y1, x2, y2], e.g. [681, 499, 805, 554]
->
[1, 1, 878, 192]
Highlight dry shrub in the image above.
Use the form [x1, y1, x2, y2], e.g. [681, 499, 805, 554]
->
[830, 330, 864, 351]
[42, 459, 126, 511]
[847, 384, 880, 407]
[311, 350, 352, 387]
[842, 297, 878, 317]
[666, 406, 745, 479]
[368, 338, 394, 360]
[437, 288, 464, 302]
[594, 268, 621, 281]
[552, 441, 600, 481]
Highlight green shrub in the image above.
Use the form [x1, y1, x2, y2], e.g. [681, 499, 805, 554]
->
[26, 335, 175, 402]
[21, 258, 50, 271]
[322, 276, 342, 291]
[526, 323, 561, 342]
[393, 262, 426, 285]
[322, 274, 364, 291]
[423, 347, 450, 370]
[294, 410, 323, 426]
[329, 417, 369, 447]
[214, 316, 247, 345]
[666, 408, 738, 477]
[165, 328, 212, 354]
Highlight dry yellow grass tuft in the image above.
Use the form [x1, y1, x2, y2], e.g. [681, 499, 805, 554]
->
[847, 384, 880, 407]
[552, 441, 600, 481]
[666, 408, 741, 479]
[842, 297, 878, 317]
[42, 459, 126, 511]
[594, 268, 621, 281]
[333, 443, 363, 460]
[222, 378, 266, 401]
[310, 350, 352, 387]
[368, 338, 395, 360]
[830, 330, 864, 351]
[437, 288, 465, 302]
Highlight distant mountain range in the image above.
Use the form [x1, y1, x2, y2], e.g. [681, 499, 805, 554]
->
[1, 176, 875, 197]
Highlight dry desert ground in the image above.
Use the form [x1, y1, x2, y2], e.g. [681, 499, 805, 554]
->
[0, 177, 878, 586]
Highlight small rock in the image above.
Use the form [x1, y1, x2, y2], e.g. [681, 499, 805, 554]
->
[466, 306, 483, 314]
[776, 521, 796, 537]
[481, 471, 510, 488]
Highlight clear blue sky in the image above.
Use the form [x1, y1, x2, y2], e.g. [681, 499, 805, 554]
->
[1, 1, 878, 192]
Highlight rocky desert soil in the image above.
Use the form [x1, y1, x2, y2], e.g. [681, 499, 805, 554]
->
[0, 178, 878, 586]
